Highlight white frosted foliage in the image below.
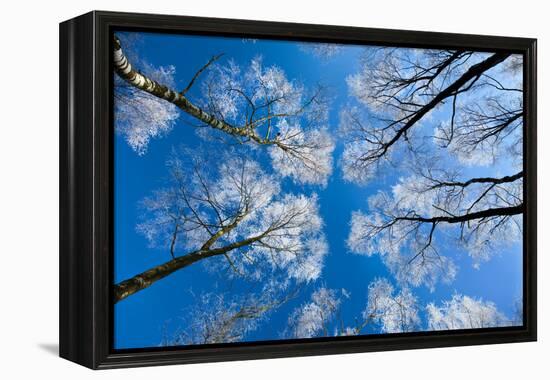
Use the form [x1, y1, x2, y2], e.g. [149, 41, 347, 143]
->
[427, 294, 510, 330]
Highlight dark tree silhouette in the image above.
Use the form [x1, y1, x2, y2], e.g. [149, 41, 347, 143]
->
[343, 48, 523, 289]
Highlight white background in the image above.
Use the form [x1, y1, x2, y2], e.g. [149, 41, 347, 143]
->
[0, 0, 547, 378]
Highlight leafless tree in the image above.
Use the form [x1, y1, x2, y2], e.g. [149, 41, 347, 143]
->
[348, 160, 523, 289]
[363, 278, 420, 333]
[113, 35, 334, 185]
[286, 278, 420, 338]
[113, 148, 328, 302]
[341, 48, 522, 183]
[163, 281, 297, 345]
[299, 42, 344, 60]
[343, 48, 524, 290]
[426, 294, 514, 330]
[286, 287, 342, 338]
[114, 58, 180, 155]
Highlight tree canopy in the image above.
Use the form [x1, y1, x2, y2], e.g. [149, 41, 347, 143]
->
[112, 33, 524, 347]
[343, 47, 523, 291]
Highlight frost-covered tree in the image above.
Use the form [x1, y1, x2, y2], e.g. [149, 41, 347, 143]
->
[347, 157, 522, 289]
[169, 292, 267, 345]
[511, 297, 524, 326]
[114, 59, 181, 155]
[299, 42, 344, 60]
[285, 279, 420, 338]
[113, 35, 334, 185]
[113, 149, 328, 302]
[426, 294, 512, 330]
[286, 287, 342, 338]
[286, 281, 515, 337]
[343, 48, 523, 290]
[364, 278, 420, 333]
[340, 48, 522, 183]
[164, 281, 294, 345]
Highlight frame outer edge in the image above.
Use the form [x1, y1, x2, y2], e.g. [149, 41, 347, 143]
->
[526, 38, 537, 340]
[58, 10, 538, 370]
[59, 11, 97, 369]
[93, 10, 114, 368]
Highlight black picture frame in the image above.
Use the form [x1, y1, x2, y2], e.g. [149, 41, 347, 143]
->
[59, 10, 537, 369]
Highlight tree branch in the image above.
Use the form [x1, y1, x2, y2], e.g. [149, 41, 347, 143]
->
[428, 171, 523, 190]
[396, 204, 523, 225]
[367, 52, 511, 161]
[113, 36, 263, 143]
[113, 231, 270, 303]
[180, 53, 224, 95]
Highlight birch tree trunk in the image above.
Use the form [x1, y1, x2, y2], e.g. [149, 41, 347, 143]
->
[113, 233, 265, 303]
[113, 36, 264, 144]
[114, 249, 216, 303]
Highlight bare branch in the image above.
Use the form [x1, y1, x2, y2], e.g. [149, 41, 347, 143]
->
[180, 53, 224, 95]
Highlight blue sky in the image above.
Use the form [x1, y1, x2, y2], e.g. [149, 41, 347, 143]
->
[113, 31, 523, 349]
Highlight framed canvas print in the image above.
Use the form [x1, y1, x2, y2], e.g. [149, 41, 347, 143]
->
[59, 11, 537, 369]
